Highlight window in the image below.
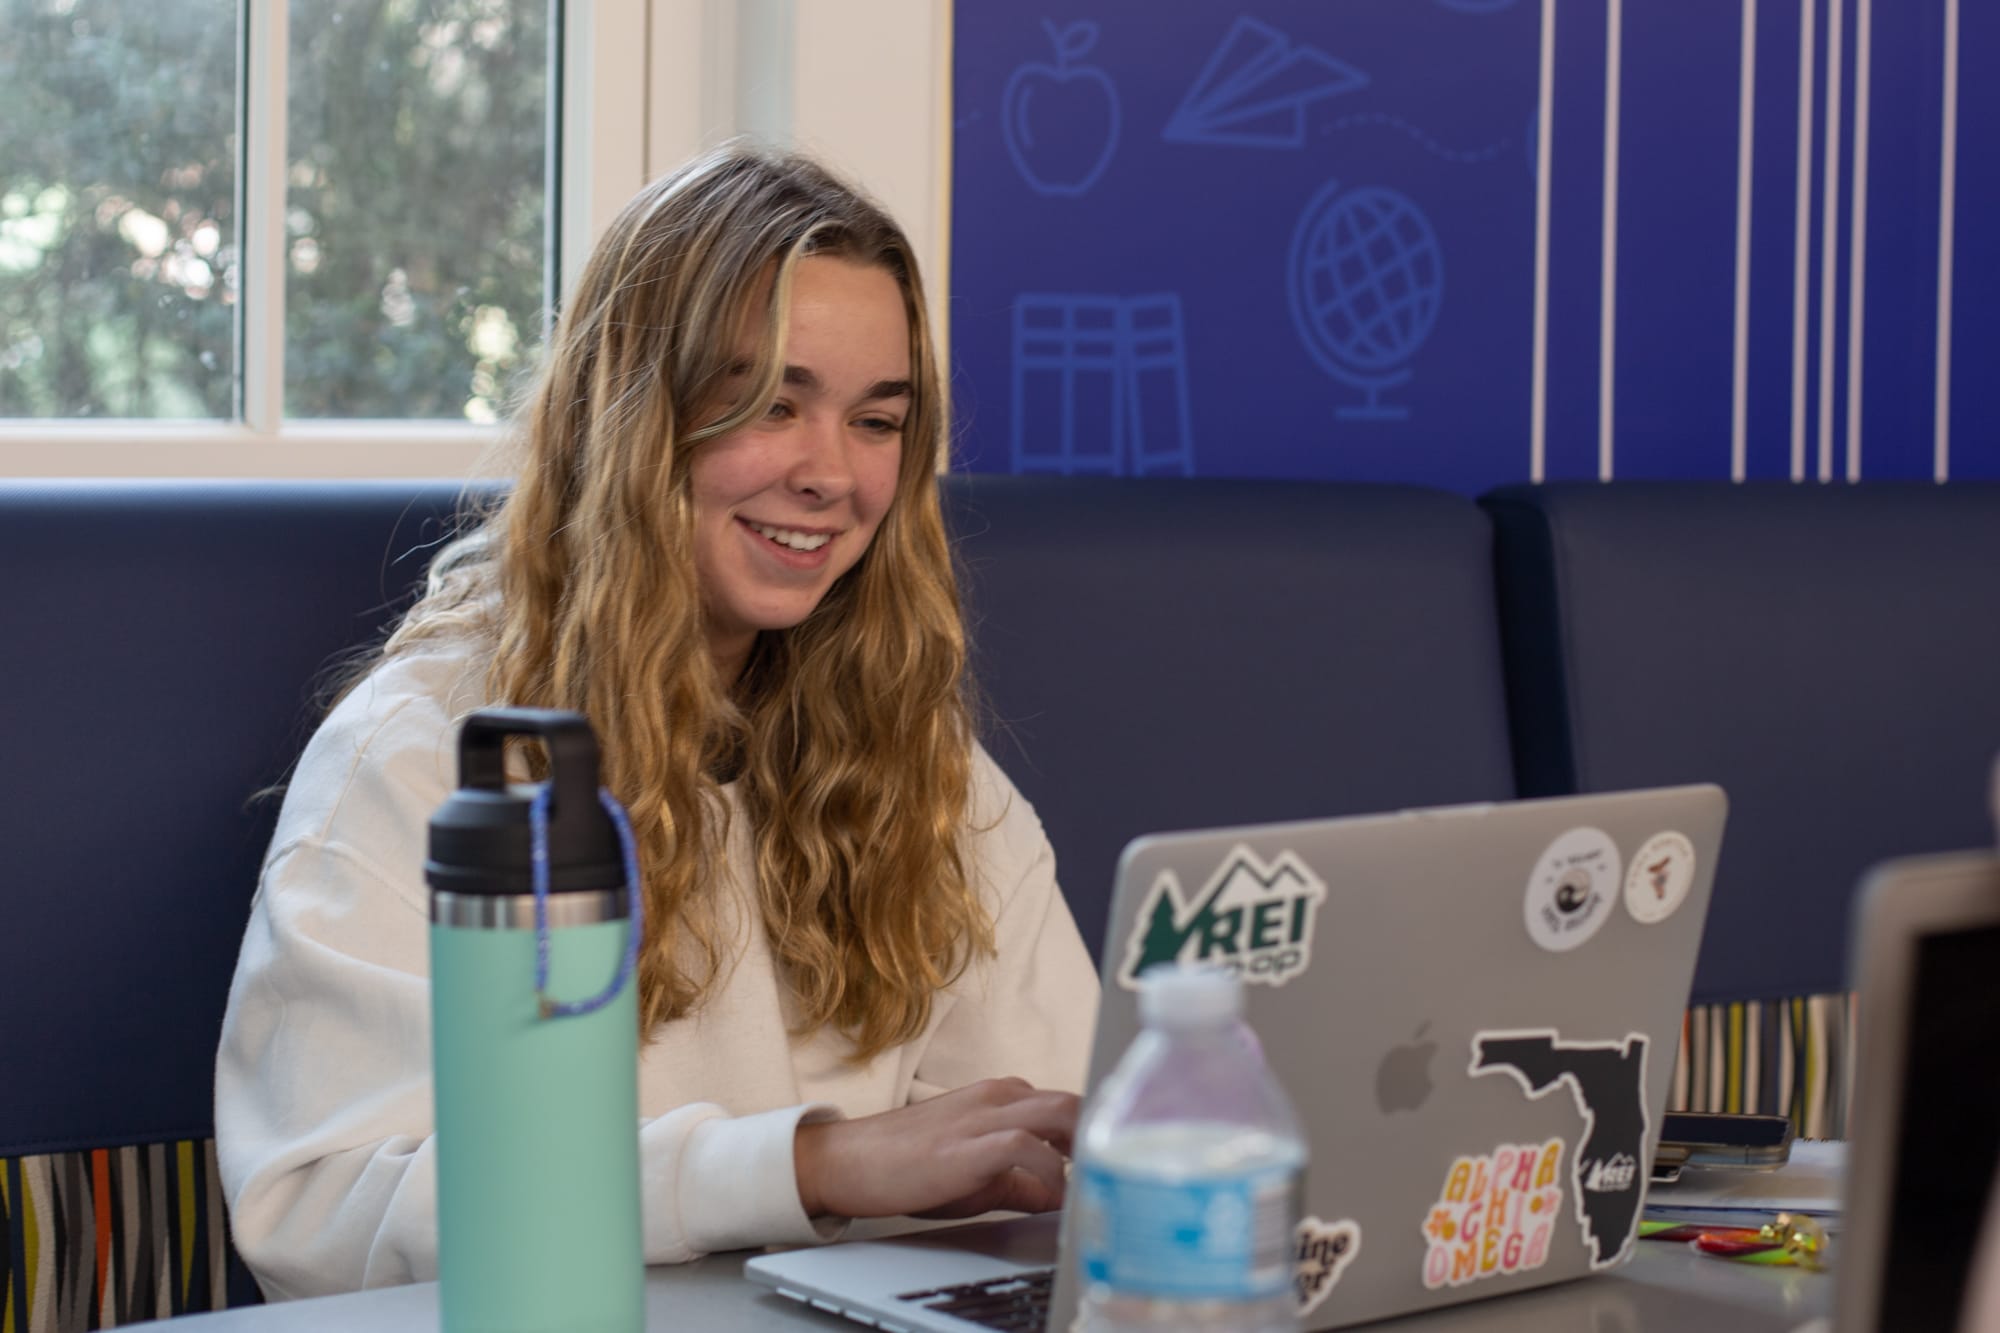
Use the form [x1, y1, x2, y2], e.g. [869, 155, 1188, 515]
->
[286, 1, 552, 422]
[0, 0, 554, 431]
[0, 0, 949, 477]
[1, 1, 240, 419]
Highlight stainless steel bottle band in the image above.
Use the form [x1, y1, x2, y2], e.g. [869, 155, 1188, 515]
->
[429, 888, 628, 929]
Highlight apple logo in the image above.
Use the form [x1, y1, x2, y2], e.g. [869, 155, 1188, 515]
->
[1375, 1022, 1437, 1113]
[1002, 20, 1121, 197]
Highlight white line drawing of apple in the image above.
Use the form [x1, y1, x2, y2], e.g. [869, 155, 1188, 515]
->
[1002, 19, 1122, 198]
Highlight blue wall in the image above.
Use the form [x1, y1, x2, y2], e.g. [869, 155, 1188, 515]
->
[949, 1, 1994, 490]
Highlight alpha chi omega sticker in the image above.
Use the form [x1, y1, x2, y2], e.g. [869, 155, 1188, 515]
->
[1419, 1138, 1565, 1288]
[1118, 844, 1327, 989]
[1295, 1217, 1361, 1316]
[1521, 827, 1619, 952]
[1623, 830, 1696, 925]
[1468, 1029, 1651, 1270]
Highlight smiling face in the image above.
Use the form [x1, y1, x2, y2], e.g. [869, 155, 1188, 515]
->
[690, 254, 911, 680]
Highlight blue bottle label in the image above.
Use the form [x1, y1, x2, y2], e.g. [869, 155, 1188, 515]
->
[1076, 1162, 1297, 1301]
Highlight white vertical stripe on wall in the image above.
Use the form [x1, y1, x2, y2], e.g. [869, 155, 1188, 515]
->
[1599, 0, 1624, 482]
[1935, 0, 1961, 483]
[1816, 0, 1845, 482]
[1732, 0, 1759, 482]
[1531, 0, 1558, 483]
[1845, 0, 1872, 482]
[1790, 0, 1819, 482]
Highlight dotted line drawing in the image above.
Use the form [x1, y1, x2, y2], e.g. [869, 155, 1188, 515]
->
[1326, 113, 1512, 164]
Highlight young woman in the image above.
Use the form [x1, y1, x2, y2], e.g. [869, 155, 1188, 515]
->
[214, 146, 1099, 1300]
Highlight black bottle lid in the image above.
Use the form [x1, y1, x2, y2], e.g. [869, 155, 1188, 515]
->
[425, 708, 625, 896]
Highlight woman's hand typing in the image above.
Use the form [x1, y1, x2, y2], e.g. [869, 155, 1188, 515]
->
[792, 1077, 1080, 1221]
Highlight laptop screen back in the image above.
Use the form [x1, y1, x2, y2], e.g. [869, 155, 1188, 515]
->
[1876, 920, 2000, 1330]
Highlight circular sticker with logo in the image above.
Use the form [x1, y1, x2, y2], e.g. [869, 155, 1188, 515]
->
[1523, 827, 1620, 952]
[1623, 830, 1696, 924]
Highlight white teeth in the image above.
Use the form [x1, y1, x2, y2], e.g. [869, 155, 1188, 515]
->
[748, 521, 831, 552]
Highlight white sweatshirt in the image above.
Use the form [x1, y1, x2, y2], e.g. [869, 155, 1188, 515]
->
[214, 643, 1099, 1301]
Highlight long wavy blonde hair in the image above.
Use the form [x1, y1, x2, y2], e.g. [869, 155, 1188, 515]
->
[378, 146, 988, 1060]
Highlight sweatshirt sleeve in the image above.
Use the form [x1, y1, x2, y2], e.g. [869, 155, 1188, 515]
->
[213, 679, 834, 1299]
[215, 835, 445, 1299]
[907, 754, 1101, 1102]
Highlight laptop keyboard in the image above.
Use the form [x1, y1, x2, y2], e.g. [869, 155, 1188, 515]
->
[895, 1267, 1053, 1330]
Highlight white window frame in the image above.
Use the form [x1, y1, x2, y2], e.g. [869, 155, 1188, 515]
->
[0, 0, 949, 480]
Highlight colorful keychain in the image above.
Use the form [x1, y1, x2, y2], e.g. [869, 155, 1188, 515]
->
[1639, 1212, 1829, 1270]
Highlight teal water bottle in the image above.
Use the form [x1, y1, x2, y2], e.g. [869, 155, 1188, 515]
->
[425, 709, 645, 1333]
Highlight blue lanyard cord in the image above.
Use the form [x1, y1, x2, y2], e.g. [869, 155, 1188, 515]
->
[529, 784, 645, 1020]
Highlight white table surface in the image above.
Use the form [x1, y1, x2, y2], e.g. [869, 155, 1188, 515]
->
[143, 1231, 1832, 1333]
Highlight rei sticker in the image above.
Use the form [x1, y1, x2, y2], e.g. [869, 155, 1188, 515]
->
[1521, 827, 1619, 952]
[1622, 830, 1696, 925]
[1469, 1029, 1651, 1269]
[1118, 844, 1327, 989]
[1295, 1216, 1361, 1316]
[1419, 1139, 1565, 1289]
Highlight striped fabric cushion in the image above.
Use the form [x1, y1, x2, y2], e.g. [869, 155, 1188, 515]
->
[0, 1139, 247, 1332]
[1669, 994, 1858, 1141]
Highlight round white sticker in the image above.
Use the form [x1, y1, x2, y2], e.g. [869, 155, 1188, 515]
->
[1523, 827, 1620, 952]
[1623, 830, 1697, 924]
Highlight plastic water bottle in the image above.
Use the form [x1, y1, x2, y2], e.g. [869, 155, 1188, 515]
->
[1074, 964, 1306, 1332]
[426, 709, 645, 1333]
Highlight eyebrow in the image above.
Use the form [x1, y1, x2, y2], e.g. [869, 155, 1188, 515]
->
[778, 365, 912, 401]
[858, 377, 913, 402]
[727, 359, 911, 402]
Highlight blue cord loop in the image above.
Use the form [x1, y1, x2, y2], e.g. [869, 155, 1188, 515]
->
[529, 784, 644, 1020]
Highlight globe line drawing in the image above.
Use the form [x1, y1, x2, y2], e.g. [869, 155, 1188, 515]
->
[1287, 180, 1445, 422]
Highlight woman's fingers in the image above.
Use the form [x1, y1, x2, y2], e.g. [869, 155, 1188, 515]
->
[921, 1126, 1071, 1218]
[962, 1082, 1080, 1153]
[794, 1078, 1082, 1221]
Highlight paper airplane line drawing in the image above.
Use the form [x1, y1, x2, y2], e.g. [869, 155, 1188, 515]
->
[1164, 17, 1368, 149]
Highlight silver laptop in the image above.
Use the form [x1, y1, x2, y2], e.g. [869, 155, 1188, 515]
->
[1835, 850, 2000, 1333]
[747, 785, 1727, 1331]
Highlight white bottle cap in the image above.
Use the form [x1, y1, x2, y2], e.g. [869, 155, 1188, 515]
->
[1137, 963, 1243, 1029]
